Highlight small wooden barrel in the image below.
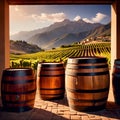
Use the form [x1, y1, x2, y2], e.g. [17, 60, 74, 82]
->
[37, 63, 65, 100]
[112, 59, 120, 105]
[1, 68, 36, 112]
[65, 57, 110, 111]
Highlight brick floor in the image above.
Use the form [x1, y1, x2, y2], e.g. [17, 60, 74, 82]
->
[0, 86, 120, 120]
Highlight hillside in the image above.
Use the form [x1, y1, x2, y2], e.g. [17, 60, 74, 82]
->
[86, 22, 111, 39]
[10, 40, 42, 54]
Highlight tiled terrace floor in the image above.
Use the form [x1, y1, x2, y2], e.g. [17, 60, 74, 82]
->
[0, 86, 120, 120]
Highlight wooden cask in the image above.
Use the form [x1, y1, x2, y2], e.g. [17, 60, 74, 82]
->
[112, 59, 120, 105]
[37, 63, 65, 100]
[65, 57, 110, 111]
[1, 68, 36, 112]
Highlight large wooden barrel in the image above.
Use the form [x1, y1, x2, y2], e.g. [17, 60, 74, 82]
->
[112, 59, 120, 105]
[37, 63, 65, 100]
[1, 68, 36, 112]
[65, 57, 110, 111]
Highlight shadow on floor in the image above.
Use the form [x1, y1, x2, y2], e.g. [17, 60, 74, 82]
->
[85, 101, 120, 119]
[0, 107, 68, 120]
[1, 97, 120, 120]
[45, 95, 69, 106]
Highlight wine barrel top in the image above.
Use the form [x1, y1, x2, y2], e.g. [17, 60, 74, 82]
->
[37, 62, 64, 67]
[67, 57, 107, 64]
[2, 68, 33, 76]
[3, 68, 32, 71]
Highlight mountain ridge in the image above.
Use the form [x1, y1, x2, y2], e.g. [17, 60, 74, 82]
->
[10, 19, 110, 50]
[26, 19, 102, 49]
[10, 19, 102, 41]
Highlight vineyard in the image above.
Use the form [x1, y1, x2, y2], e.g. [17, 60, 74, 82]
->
[10, 42, 111, 69]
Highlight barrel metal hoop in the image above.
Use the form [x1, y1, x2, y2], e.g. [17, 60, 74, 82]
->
[40, 88, 65, 90]
[40, 74, 65, 77]
[1, 89, 36, 95]
[66, 71, 109, 76]
[67, 57, 107, 64]
[2, 99, 35, 104]
[66, 64, 108, 69]
[66, 87, 109, 93]
[68, 96, 108, 103]
[2, 79, 35, 84]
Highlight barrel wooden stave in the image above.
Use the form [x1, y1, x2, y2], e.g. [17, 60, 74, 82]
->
[1, 68, 36, 112]
[2, 81, 36, 92]
[66, 75, 109, 90]
[65, 57, 110, 112]
[67, 90, 108, 100]
[37, 63, 65, 100]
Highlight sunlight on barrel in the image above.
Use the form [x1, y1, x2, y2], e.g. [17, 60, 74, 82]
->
[65, 57, 110, 112]
[37, 63, 65, 100]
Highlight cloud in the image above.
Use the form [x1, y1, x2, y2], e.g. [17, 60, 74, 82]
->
[11, 6, 67, 24]
[92, 13, 107, 23]
[83, 12, 107, 23]
[74, 16, 81, 21]
[31, 12, 66, 23]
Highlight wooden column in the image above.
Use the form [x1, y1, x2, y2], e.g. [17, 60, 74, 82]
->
[111, 0, 120, 70]
[0, 0, 9, 96]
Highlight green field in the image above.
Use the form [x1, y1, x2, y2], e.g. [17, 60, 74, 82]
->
[10, 42, 111, 69]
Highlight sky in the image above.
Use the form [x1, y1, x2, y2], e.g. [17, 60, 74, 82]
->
[10, 5, 111, 35]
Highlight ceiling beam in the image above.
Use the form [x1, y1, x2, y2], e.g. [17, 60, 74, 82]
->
[8, 0, 114, 5]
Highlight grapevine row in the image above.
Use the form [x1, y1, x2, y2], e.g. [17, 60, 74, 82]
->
[10, 42, 111, 69]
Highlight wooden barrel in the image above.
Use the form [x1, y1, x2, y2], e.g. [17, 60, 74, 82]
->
[112, 59, 120, 105]
[37, 63, 65, 100]
[65, 57, 110, 111]
[1, 68, 36, 112]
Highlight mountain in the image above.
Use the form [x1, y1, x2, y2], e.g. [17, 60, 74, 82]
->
[26, 19, 102, 49]
[10, 19, 74, 41]
[43, 23, 111, 49]
[10, 19, 111, 50]
[10, 40, 42, 54]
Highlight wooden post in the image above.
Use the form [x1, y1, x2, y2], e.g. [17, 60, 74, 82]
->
[111, 0, 120, 70]
[0, 0, 9, 96]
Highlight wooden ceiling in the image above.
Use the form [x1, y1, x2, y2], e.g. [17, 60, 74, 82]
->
[8, 0, 114, 5]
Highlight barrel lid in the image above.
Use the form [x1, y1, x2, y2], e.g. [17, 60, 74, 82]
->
[3, 68, 32, 71]
[67, 57, 107, 64]
[2, 68, 33, 76]
[38, 62, 63, 67]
